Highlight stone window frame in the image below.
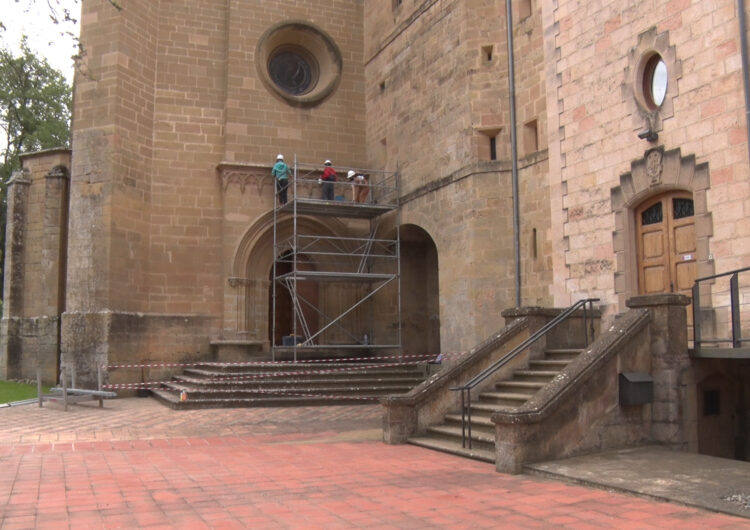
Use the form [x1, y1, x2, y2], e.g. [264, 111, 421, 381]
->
[623, 27, 681, 134]
[256, 21, 343, 107]
[610, 147, 713, 311]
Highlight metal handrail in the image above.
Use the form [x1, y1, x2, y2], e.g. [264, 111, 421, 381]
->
[692, 266, 750, 351]
[450, 298, 599, 449]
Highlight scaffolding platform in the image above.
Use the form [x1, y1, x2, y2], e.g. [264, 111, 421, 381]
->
[278, 198, 395, 219]
[271, 159, 402, 360]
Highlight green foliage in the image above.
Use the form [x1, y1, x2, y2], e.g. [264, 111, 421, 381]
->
[0, 380, 51, 404]
[0, 38, 72, 296]
[0, 38, 72, 181]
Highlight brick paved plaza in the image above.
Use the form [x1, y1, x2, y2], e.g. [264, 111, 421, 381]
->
[0, 399, 748, 528]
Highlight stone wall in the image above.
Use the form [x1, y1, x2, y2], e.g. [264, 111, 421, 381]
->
[0, 150, 70, 383]
[364, 0, 552, 353]
[65, 0, 368, 378]
[543, 0, 749, 315]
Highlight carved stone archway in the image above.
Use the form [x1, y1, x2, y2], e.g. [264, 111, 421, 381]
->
[226, 212, 349, 340]
[610, 147, 712, 311]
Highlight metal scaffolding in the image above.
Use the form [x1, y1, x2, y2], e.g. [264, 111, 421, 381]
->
[271, 157, 402, 360]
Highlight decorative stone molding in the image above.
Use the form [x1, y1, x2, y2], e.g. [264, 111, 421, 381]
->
[45, 165, 70, 180]
[645, 149, 663, 186]
[217, 162, 271, 194]
[610, 148, 712, 310]
[7, 168, 31, 186]
[623, 27, 681, 133]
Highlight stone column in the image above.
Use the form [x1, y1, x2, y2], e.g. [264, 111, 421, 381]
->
[0, 170, 31, 379]
[626, 293, 697, 451]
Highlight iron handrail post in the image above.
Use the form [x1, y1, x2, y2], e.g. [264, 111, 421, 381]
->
[731, 273, 741, 348]
[461, 389, 466, 448]
[692, 282, 701, 352]
[583, 301, 590, 347]
[467, 390, 472, 450]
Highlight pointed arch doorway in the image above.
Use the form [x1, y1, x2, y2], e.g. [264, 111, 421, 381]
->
[636, 191, 696, 298]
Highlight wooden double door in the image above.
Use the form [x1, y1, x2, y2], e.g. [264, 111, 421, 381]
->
[636, 191, 696, 300]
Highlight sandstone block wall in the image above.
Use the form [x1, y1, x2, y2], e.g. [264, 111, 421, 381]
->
[364, 0, 552, 353]
[67, 0, 369, 372]
[544, 0, 750, 317]
[0, 150, 70, 383]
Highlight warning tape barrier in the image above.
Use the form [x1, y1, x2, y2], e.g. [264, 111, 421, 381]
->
[169, 388, 382, 402]
[104, 351, 465, 370]
[101, 359, 437, 390]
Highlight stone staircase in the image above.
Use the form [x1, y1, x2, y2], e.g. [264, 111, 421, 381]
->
[407, 348, 583, 462]
[151, 360, 429, 409]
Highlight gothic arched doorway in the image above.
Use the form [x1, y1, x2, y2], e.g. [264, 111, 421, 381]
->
[400, 225, 440, 356]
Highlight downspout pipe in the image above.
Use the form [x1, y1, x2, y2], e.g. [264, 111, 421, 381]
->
[738, 0, 750, 169]
[506, 0, 521, 307]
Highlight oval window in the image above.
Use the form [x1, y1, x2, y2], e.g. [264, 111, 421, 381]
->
[643, 54, 668, 109]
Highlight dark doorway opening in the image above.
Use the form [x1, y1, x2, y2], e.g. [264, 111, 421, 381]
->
[268, 253, 319, 346]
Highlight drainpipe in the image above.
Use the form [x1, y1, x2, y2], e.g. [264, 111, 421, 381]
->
[738, 0, 750, 169]
[505, 0, 521, 307]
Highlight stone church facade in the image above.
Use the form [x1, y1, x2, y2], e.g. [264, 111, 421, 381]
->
[2, 0, 749, 455]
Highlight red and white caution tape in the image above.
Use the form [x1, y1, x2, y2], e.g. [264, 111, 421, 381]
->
[105, 351, 465, 370]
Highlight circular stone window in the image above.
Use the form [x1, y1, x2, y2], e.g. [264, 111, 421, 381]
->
[256, 22, 342, 106]
[638, 53, 668, 110]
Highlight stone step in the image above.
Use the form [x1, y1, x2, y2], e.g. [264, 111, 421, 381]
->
[407, 436, 495, 463]
[189, 362, 425, 375]
[444, 412, 494, 427]
[512, 369, 560, 382]
[478, 391, 530, 406]
[182, 365, 425, 379]
[543, 348, 583, 360]
[494, 380, 545, 394]
[529, 359, 570, 369]
[161, 382, 414, 397]
[151, 389, 375, 409]
[172, 374, 423, 388]
[441, 415, 495, 436]
[153, 357, 429, 409]
[424, 425, 495, 453]
[428, 423, 494, 443]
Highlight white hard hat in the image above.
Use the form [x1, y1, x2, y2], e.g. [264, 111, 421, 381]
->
[324, 160, 332, 165]
[276, 154, 284, 160]
[347, 170, 356, 180]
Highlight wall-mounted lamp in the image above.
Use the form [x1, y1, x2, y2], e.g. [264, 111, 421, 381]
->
[637, 128, 658, 142]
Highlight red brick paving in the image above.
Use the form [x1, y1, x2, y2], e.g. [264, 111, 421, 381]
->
[0, 400, 749, 528]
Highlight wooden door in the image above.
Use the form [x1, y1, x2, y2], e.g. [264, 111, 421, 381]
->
[269, 255, 319, 345]
[636, 192, 696, 301]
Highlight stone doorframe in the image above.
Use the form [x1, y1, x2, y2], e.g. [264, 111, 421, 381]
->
[610, 147, 713, 311]
[226, 211, 349, 340]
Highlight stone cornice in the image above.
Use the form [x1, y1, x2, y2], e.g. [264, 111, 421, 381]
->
[217, 161, 272, 194]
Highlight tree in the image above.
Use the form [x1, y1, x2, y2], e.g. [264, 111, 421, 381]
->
[0, 38, 72, 297]
[0, 38, 71, 179]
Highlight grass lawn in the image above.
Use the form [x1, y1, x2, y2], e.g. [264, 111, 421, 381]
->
[0, 380, 51, 404]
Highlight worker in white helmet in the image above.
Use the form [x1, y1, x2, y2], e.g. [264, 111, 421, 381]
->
[347, 169, 369, 203]
[272, 154, 290, 205]
[319, 160, 337, 201]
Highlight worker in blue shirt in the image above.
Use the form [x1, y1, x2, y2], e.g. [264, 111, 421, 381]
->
[272, 154, 290, 205]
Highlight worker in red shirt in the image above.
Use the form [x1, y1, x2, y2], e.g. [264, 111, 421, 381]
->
[319, 160, 337, 201]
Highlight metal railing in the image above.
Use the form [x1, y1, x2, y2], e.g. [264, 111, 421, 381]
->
[692, 265, 750, 354]
[451, 298, 599, 449]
